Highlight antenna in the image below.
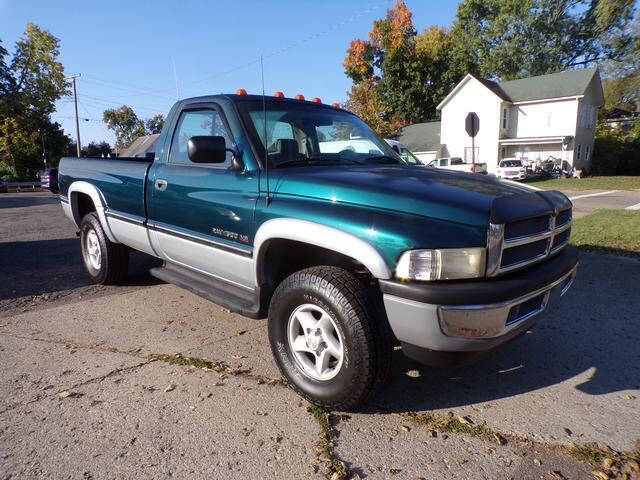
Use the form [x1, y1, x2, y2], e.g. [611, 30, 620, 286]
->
[261, 55, 270, 206]
[172, 57, 179, 100]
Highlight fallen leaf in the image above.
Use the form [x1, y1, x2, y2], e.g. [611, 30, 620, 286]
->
[164, 384, 176, 392]
[58, 391, 83, 399]
[534, 458, 542, 466]
[235, 330, 247, 336]
[592, 471, 610, 480]
[625, 394, 636, 400]
[493, 433, 507, 446]
[388, 468, 402, 475]
[601, 458, 614, 470]
[231, 355, 247, 359]
[401, 425, 410, 432]
[549, 470, 567, 480]
[457, 416, 473, 425]
[563, 428, 573, 436]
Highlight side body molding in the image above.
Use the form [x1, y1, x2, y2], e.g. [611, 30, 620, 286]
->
[66, 181, 118, 242]
[253, 218, 392, 286]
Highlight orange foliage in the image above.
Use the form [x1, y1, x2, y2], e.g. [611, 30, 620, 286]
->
[343, 39, 374, 81]
[370, 0, 414, 50]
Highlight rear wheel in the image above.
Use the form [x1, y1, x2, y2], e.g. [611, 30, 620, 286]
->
[268, 266, 392, 410]
[80, 213, 129, 284]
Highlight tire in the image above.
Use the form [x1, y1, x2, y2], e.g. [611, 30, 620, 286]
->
[79, 212, 129, 285]
[268, 266, 393, 410]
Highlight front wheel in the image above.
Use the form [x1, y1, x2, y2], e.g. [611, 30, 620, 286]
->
[80, 212, 129, 285]
[268, 266, 392, 410]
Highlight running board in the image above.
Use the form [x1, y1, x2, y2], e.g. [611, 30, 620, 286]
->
[150, 262, 264, 319]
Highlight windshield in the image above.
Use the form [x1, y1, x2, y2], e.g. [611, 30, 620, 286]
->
[500, 160, 522, 168]
[238, 100, 403, 167]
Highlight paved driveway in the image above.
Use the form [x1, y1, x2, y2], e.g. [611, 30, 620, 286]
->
[1, 192, 639, 479]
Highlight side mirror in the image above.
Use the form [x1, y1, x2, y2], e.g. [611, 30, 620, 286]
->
[188, 136, 227, 163]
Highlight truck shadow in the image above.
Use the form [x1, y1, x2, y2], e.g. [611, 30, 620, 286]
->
[0, 238, 162, 301]
[371, 252, 640, 411]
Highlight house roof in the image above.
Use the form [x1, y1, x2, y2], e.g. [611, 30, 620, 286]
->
[438, 68, 601, 109]
[398, 121, 441, 152]
[120, 134, 160, 158]
[497, 67, 599, 103]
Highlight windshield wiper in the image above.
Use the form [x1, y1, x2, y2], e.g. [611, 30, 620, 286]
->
[274, 157, 362, 168]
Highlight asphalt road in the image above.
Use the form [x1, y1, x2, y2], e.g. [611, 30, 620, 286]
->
[1, 192, 639, 480]
[559, 189, 640, 218]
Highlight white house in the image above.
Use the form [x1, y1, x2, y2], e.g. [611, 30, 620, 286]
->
[401, 68, 604, 173]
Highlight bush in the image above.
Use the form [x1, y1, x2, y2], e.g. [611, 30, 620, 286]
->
[591, 126, 640, 176]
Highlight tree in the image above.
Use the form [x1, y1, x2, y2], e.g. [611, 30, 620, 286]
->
[103, 106, 146, 150]
[145, 114, 165, 134]
[82, 141, 112, 157]
[343, 77, 398, 138]
[601, 16, 640, 111]
[103, 107, 165, 150]
[343, 1, 468, 125]
[450, 0, 637, 80]
[0, 24, 69, 178]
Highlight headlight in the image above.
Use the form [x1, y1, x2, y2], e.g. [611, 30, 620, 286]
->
[395, 248, 486, 281]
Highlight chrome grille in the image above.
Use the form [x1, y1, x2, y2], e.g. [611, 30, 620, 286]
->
[487, 207, 572, 276]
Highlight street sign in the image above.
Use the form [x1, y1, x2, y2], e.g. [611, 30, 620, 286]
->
[465, 112, 479, 137]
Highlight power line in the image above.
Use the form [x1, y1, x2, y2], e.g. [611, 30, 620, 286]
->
[81, 0, 390, 98]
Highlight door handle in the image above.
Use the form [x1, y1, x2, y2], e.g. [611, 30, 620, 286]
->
[155, 179, 168, 191]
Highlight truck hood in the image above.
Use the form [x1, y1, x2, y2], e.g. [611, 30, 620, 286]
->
[271, 165, 536, 227]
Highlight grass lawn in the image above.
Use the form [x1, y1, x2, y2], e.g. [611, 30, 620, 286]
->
[571, 209, 640, 258]
[527, 176, 640, 191]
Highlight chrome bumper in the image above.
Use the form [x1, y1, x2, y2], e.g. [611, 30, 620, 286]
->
[382, 265, 577, 353]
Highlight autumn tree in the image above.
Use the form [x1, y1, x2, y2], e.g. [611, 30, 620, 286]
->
[145, 114, 165, 134]
[343, 77, 398, 137]
[343, 1, 468, 127]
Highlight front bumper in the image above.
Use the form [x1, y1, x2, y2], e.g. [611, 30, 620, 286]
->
[379, 245, 578, 366]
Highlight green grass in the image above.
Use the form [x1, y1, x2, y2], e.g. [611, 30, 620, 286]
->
[571, 209, 640, 257]
[527, 176, 640, 191]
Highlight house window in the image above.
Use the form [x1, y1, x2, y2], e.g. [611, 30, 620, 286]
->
[585, 144, 590, 161]
[576, 144, 582, 161]
[501, 146, 506, 159]
[502, 108, 508, 129]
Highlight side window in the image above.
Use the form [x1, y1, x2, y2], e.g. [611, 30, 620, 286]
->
[169, 109, 232, 165]
[441, 159, 449, 167]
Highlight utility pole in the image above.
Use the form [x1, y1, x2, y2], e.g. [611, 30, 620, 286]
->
[65, 73, 81, 157]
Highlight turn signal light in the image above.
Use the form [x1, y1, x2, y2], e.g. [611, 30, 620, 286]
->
[274, 91, 285, 98]
[312, 97, 322, 104]
[294, 94, 305, 101]
[236, 88, 248, 95]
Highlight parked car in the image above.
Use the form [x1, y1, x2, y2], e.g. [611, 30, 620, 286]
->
[426, 157, 488, 174]
[58, 92, 577, 409]
[40, 168, 59, 193]
[496, 158, 527, 181]
[384, 139, 423, 166]
[0, 178, 8, 193]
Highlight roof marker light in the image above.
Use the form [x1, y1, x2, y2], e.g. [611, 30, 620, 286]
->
[312, 97, 322, 103]
[236, 88, 248, 95]
[331, 102, 340, 108]
[274, 91, 285, 98]
[294, 94, 305, 101]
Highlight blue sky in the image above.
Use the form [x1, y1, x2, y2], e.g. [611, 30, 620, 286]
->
[1, 0, 459, 144]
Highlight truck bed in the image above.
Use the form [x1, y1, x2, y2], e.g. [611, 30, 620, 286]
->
[59, 156, 153, 219]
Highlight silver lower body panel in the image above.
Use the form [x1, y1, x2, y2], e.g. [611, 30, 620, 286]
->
[382, 266, 577, 353]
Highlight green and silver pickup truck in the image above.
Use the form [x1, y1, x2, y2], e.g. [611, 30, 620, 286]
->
[59, 93, 578, 409]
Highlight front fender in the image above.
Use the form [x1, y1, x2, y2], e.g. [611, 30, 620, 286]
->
[253, 218, 392, 285]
